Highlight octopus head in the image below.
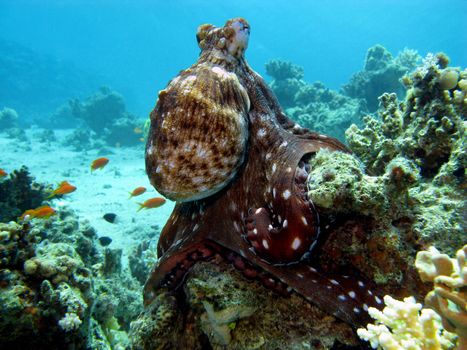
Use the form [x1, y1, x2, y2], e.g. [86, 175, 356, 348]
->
[196, 18, 250, 59]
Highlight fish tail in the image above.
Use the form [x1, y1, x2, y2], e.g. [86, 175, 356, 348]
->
[137, 203, 145, 212]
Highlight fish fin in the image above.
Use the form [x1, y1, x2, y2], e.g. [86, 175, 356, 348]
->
[137, 203, 145, 212]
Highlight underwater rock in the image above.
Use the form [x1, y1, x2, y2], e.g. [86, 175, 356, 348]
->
[0, 166, 48, 222]
[103, 213, 117, 224]
[342, 45, 421, 111]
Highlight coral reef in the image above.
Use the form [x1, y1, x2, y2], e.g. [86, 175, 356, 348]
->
[357, 295, 456, 349]
[0, 166, 48, 222]
[416, 245, 467, 348]
[342, 45, 420, 111]
[0, 206, 142, 349]
[357, 244, 466, 349]
[0, 107, 18, 130]
[265, 60, 367, 141]
[69, 86, 144, 147]
[344, 53, 466, 254]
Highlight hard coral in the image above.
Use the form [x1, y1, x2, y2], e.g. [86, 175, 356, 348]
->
[345, 54, 466, 254]
[416, 245, 467, 348]
[357, 295, 456, 350]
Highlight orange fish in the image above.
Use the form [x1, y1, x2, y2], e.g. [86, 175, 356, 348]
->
[20, 205, 56, 220]
[47, 181, 77, 198]
[137, 197, 166, 211]
[91, 157, 109, 172]
[0, 169, 7, 178]
[129, 186, 147, 198]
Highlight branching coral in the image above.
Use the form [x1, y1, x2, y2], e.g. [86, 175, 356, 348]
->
[416, 245, 467, 348]
[357, 295, 456, 350]
[358, 245, 467, 349]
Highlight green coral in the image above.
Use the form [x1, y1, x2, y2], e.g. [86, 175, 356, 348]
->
[343, 54, 466, 254]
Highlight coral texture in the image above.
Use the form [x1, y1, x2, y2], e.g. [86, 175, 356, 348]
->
[0, 166, 48, 222]
[0, 207, 142, 349]
[345, 53, 466, 254]
[416, 245, 467, 348]
[357, 295, 456, 349]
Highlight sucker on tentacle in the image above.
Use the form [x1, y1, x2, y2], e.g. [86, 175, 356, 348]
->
[144, 17, 384, 328]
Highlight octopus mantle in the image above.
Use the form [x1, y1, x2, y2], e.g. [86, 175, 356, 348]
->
[144, 18, 383, 327]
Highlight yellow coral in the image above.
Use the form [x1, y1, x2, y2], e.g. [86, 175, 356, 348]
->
[416, 245, 467, 349]
[357, 295, 455, 350]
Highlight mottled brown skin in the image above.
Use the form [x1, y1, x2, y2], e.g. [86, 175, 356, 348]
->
[145, 18, 384, 327]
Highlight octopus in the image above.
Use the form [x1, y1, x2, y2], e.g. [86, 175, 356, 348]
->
[144, 18, 383, 327]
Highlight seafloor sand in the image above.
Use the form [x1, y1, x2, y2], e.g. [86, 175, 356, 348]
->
[0, 128, 174, 264]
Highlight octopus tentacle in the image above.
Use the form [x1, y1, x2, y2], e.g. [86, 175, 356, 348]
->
[144, 17, 384, 329]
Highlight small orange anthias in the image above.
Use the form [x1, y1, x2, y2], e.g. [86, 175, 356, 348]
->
[137, 197, 166, 211]
[91, 157, 109, 171]
[20, 205, 56, 220]
[129, 186, 147, 198]
[0, 169, 7, 178]
[47, 181, 77, 198]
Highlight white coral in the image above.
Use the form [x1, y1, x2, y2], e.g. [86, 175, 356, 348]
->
[357, 295, 455, 350]
[58, 312, 82, 332]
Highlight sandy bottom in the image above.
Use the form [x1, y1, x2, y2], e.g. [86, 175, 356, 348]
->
[0, 128, 174, 264]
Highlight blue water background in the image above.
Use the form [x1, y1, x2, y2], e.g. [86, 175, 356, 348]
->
[1, 0, 466, 117]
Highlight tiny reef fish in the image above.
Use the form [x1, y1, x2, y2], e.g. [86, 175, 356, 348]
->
[91, 157, 109, 171]
[137, 197, 166, 211]
[20, 205, 56, 220]
[47, 181, 77, 198]
[134, 127, 143, 134]
[129, 186, 147, 198]
[0, 169, 7, 178]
